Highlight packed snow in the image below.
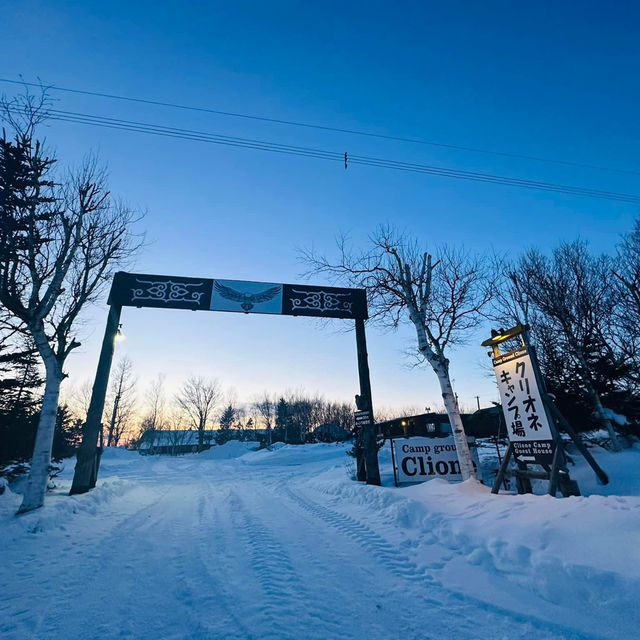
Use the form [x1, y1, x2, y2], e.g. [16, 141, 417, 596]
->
[1, 441, 639, 640]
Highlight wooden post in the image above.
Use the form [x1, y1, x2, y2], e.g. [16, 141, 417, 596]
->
[70, 304, 121, 495]
[492, 442, 513, 494]
[515, 459, 533, 494]
[548, 438, 563, 496]
[355, 317, 381, 486]
[543, 396, 609, 485]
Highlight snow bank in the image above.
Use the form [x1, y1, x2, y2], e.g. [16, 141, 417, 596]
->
[298, 443, 640, 638]
[602, 408, 628, 426]
[310, 444, 640, 577]
[198, 440, 260, 460]
[0, 449, 158, 536]
[0, 478, 135, 535]
[241, 442, 350, 466]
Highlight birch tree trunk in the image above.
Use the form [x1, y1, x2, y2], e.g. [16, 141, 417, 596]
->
[432, 358, 476, 480]
[18, 332, 64, 513]
[409, 312, 476, 481]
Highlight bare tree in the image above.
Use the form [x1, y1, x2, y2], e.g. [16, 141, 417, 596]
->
[164, 411, 191, 455]
[175, 376, 222, 451]
[0, 90, 141, 512]
[615, 216, 640, 323]
[240, 403, 260, 440]
[130, 375, 167, 450]
[507, 242, 622, 450]
[145, 374, 166, 432]
[64, 379, 93, 423]
[103, 357, 137, 446]
[613, 216, 640, 382]
[280, 389, 322, 444]
[304, 227, 492, 480]
[254, 392, 275, 445]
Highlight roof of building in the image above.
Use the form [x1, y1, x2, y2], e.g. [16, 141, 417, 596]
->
[139, 428, 267, 449]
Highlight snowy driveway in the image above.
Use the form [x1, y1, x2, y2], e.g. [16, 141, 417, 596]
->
[1, 443, 638, 640]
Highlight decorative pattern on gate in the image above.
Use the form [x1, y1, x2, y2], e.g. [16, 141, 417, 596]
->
[288, 289, 353, 314]
[131, 279, 207, 305]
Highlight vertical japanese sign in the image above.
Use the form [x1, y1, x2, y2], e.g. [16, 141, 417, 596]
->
[493, 347, 555, 464]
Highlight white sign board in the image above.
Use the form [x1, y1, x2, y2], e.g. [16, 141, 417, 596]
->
[493, 347, 554, 463]
[392, 436, 479, 484]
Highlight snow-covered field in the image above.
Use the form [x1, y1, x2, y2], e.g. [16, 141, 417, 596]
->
[1, 441, 639, 640]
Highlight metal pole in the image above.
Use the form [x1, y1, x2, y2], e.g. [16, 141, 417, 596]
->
[70, 304, 122, 495]
[355, 317, 381, 486]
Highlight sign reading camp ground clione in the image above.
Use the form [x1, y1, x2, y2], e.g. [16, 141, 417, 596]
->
[108, 272, 368, 319]
[493, 347, 555, 464]
[392, 436, 479, 484]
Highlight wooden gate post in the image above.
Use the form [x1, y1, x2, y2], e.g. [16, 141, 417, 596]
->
[355, 317, 381, 485]
[70, 304, 121, 495]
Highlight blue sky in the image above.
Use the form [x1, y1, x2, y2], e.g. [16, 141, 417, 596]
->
[1, 1, 639, 412]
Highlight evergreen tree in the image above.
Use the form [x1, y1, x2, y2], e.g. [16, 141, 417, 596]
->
[52, 404, 83, 460]
[274, 397, 289, 443]
[0, 337, 43, 464]
[216, 404, 235, 445]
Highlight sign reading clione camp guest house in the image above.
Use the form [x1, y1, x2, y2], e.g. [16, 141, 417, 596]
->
[493, 347, 555, 464]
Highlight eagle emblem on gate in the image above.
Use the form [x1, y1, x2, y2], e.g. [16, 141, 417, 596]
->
[213, 281, 282, 312]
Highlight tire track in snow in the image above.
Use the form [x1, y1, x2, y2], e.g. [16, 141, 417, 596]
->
[280, 484, 594, 640]
[228, 488, 355, 640]
[281, 485, 437, 582]
[247, 477, 460, 640]
[87, 483, 206, 640]
[163, 480, 254, 640]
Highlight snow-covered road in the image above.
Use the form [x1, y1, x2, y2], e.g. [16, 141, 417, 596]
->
[2, 443, 638, 639]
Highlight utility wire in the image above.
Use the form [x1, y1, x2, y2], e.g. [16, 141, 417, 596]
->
[13, 106, 638, 204]
[2, 76, 638, 177]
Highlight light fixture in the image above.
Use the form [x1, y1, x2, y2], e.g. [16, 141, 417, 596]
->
[115, 324, 126, 342]
[481, 323, 529, 348]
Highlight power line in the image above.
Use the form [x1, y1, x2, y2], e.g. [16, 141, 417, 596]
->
[14, 106, 638, 204]
[8, 104, 639, 203]
[2, 76, 639, 177]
